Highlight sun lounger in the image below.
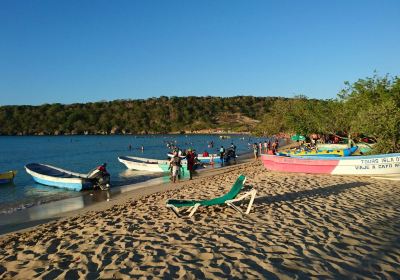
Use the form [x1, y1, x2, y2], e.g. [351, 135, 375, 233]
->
[166, 175, 257, 217]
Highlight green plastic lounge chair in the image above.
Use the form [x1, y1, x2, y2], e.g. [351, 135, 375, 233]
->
[166, 175, 257, 217]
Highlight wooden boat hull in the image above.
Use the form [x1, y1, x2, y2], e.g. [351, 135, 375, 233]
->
[0, 170, 17, 184]
[261, 153, 400, 178]
[25, 164, 91, 191]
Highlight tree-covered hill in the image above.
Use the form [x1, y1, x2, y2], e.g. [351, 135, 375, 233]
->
[2, 74, 398, 153]
[0, 96, 282, 135]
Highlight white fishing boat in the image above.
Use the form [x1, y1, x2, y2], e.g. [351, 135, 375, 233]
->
[167, 153, 224, 163]
[118, 156, 186, 173]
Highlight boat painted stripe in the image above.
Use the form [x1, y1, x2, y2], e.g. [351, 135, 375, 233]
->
[295, 152, 400, 161]
[31, 176, 83, 191]
[0, 179, 11, 184]
[261, 157, 338, 174]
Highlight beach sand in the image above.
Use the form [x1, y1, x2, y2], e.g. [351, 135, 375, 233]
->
[1, 160, 400, 279]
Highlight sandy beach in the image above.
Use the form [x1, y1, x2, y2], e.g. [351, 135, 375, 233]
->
[1, 160, 400, 279]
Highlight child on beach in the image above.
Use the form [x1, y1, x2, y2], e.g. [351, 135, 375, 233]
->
[210, 154, 214, 167]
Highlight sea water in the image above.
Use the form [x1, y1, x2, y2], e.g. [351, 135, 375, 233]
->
[0, 134, 266, 213]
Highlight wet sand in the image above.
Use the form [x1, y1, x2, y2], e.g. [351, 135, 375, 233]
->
[1, 160, 400, 279]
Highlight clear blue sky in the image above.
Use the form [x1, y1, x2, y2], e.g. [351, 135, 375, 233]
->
[1, 0, 399, 105]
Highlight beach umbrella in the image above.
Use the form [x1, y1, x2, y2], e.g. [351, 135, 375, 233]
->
[291, 134, 306, 141]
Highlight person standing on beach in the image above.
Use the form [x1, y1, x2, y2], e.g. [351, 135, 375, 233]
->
[186, 149, 195, 180]
[230, 142, 236, 153]
[275, 139, 279, 151]
[169, 152, 181, 183]
[219, 146, 225, 165]
[253, 143, 258, 159]
[271, 140, 278, 154]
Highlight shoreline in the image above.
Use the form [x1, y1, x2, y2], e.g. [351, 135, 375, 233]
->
[0, 156, 254, 236]
[0, 134, 259, 219]
[1, 158, 399, 278]
[0, 132, 255, 137]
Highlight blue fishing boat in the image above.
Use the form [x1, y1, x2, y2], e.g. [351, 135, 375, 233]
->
[25, 163, 91, 191]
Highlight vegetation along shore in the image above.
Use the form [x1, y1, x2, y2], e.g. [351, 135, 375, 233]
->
[1, 74, 399, 154]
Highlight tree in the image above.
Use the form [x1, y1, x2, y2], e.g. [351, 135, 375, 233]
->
[339, 74, 400, 153]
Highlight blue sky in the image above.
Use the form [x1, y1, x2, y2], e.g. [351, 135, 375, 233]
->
[0, 0, 399, 105]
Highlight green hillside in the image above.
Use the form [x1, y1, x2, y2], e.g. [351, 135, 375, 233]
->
[0, 96, 281, 135]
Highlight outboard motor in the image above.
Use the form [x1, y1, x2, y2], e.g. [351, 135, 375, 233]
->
[224, 148, 237, 164]
[87, 168, 110, 190]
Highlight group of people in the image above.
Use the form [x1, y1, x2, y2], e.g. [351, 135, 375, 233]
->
[253, 139, 279, 159]
[168, 142, 238, 182]
[169, 148, 199, 183]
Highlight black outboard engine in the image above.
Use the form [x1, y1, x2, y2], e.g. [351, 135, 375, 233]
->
[224, 148, 236, 164]
[87, 168, 110, 190]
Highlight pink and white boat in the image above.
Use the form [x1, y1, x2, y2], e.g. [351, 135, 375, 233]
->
[261, 153, 400, 179]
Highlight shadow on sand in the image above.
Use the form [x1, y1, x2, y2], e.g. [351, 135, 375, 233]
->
[253, 181, 370, 205]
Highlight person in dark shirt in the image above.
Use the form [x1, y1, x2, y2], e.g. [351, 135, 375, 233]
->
[97, 163, 108, 175]
[186, 149, 196, 180]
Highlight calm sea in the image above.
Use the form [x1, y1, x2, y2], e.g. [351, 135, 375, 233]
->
[0, 134, 265, 213]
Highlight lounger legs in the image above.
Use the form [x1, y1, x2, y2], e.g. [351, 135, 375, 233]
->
[188, 204, 200, 217]
[166, 204, 181, 217]
[225, 189, 257, 215]
[166, 203, 201, 218]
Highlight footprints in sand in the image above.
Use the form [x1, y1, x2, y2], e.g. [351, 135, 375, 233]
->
[1, 161, 400, 279]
